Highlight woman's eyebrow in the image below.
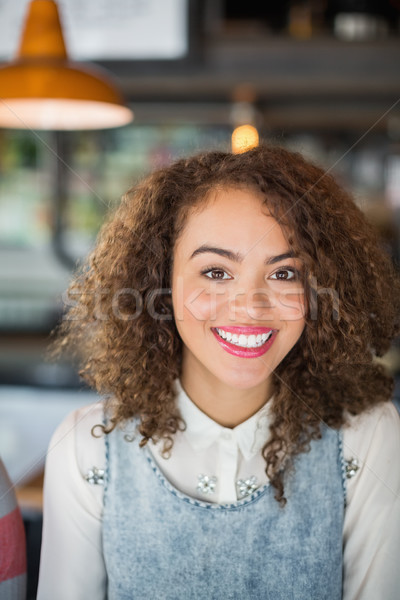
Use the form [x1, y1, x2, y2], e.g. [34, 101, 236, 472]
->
[189, 245, 295, 264]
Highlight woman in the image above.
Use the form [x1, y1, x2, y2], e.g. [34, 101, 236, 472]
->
[38, 145, 400, 599]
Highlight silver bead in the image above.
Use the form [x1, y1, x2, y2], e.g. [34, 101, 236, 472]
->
[345, 458, 360, 479]
[236, 476, 259, 498]
[197, 474, 217, 495]
[85, 466, 105, 485]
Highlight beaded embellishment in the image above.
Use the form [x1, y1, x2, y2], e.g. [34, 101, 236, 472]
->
[345, 458, 360, 479]
[197, 474, 217, 495]
[85, 466, 105, 485]
[236, 476, 259, 498]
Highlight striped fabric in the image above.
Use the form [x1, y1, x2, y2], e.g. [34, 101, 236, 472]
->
[0, 459, 26, 599]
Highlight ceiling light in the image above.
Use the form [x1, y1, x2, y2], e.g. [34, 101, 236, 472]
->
[231, 124, 259, 154]
[0, 0, 133, 130]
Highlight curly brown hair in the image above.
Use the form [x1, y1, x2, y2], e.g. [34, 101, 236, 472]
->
[52, 144, 400, 504]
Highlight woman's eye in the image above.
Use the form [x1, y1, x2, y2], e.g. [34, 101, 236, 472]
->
[270, 268, 298, 281]
[202, 268, 231, 280]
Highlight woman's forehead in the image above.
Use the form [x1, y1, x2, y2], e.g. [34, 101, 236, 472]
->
[181, 184, 272, 224]
[172, 184, 299, 262]
[173, 188, 294, 260]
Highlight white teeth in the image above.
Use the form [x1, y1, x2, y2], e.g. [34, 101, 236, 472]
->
[238, 334, 246, 346]
[215, 328, 273, 348]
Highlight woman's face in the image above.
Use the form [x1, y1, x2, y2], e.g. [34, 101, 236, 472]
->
[171, 186, 306, 394]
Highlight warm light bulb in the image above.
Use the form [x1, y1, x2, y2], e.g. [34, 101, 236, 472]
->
[231, 124, 259, 154]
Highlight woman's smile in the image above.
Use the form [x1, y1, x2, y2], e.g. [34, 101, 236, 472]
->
[211, 326, 277, 358]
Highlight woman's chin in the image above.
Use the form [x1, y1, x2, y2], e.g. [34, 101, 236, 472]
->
[217, 368, 272, 392]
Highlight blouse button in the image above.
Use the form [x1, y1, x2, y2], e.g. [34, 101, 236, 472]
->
[221, 430, 232, 440]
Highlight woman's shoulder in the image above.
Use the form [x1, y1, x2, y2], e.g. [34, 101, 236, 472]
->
[50, 401, 104, 443]
[343, 401, 400, 448]
[48, 401, 106, 480]
[343, 401, 400, 497]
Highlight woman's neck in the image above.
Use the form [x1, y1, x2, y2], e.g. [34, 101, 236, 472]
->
[180, 366, 272, 428]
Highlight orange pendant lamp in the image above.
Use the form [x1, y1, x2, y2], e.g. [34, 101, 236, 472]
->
[0, 0, 133, 130]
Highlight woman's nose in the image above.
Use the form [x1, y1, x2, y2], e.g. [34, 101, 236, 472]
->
[228, 286, 274, 322]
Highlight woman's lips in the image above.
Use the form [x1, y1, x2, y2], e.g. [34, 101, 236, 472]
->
[211, 326, 277, 359]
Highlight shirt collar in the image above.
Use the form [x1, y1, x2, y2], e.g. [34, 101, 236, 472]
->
[174, 378, 272, 461]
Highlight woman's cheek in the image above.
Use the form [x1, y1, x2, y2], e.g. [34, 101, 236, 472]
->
[276, 289, 306, 321]
[182, 285, 227, 322]
[173, 279, 216, 322]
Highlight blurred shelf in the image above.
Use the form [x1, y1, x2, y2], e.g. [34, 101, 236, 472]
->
[91, 35, 400, 132]
[104, 35, 400, 102]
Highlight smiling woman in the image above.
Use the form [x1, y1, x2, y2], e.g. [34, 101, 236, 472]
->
[38, 145, 400, 600]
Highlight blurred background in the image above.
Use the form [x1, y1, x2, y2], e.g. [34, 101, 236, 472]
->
[0, 0, 400, 596]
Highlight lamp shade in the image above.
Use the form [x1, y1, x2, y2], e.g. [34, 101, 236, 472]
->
[0, 0, 133, 130]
